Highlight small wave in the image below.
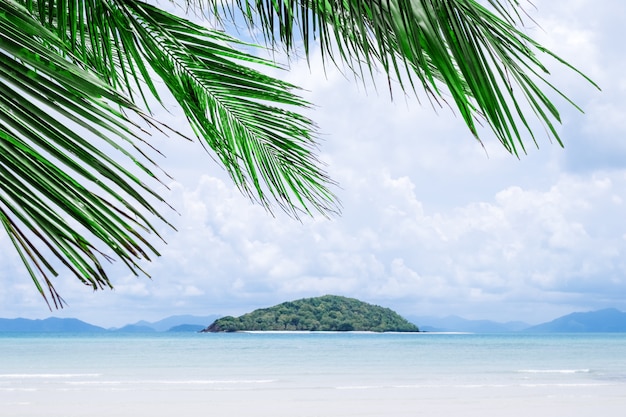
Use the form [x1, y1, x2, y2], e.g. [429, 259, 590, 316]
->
[395, 384, 511, 389]
[337, 382, 609, 390]
[0, 388, 38, 392]
[0, 373, 100, 379]
[336, 384, 506, 390]
[520, 383, 610, 387]
[66, 379, 275, 386]
[152, 379, 276, 385]
[517, 369, 591, 374]
[335, 385, 385, 390]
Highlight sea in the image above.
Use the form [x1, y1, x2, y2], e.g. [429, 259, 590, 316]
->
[1, 332, 625, 417]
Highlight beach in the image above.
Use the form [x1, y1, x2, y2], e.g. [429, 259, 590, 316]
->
[5, 376, 624, 417]
[2, 332, 625, 416]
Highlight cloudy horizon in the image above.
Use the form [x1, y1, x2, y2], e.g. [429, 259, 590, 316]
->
[1, 0, 625, 329]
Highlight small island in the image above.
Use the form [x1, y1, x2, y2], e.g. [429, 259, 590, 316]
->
[201, 295, 419, 332]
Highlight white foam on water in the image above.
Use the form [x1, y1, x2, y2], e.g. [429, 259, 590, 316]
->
[0, 388, 37, 392]
[335, 385, 385, 390]
[66, 378, 274, 384]
[0, 373, 101, 378]
[517, 369, 592, 374]
[520, 383, 612, 387]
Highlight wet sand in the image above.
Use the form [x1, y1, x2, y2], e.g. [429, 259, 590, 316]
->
[4, 383, 625, 417]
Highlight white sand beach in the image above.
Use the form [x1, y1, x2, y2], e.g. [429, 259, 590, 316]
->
[2, 333, 626, 417]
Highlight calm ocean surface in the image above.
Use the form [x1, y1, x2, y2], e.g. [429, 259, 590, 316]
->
[1, 332, 625, 416]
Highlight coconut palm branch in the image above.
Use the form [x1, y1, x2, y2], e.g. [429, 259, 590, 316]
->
[0, 0, 596, 306]
[199, 0, 599, 153]
[2, 0, 335, 307]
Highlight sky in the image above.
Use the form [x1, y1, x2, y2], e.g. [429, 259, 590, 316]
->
[1, 0, 625, 328]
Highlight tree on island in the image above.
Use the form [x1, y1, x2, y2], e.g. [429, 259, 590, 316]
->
[203, 295, 420, 332]
[1, 1, 597, 307]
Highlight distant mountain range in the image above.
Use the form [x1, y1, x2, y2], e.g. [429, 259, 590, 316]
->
[523, 308, 626, 332]
[0, 317, 107, 333]
[2, 308, 626, 333]
[410, 308, 626, 333]
[0, 315, 218, 333]
[129, 315, 220, 332]
[407, 315, 530, 333]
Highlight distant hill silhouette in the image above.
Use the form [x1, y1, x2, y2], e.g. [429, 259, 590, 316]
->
[524, 308, 626, 332]
[168, 324, 205, 332]
[203, 295, 419, 332]
[0, 317, 106, 333]
[112, 324, 157, 333]
[0, 315, 217, 333]
[408, 315, 529, 333]
[131, 315, 220, 331]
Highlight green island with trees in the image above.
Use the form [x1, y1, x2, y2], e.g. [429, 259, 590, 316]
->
[202, 295, 419, 332]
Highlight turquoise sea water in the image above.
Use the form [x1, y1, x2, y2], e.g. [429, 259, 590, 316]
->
[1, 332, 626, 416]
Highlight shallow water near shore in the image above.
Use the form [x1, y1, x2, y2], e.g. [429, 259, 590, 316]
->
[1, 332, 625, 416]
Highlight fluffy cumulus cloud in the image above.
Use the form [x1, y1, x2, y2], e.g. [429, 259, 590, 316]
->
[2, 0, 626, 327]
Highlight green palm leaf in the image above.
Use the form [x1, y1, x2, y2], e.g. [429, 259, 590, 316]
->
[2, 0, 337, 306]
[121, 1, 337, 215]
[198, 0, 599, 153]
[16, 0, 337, 215]
[1, 0, 173, 307]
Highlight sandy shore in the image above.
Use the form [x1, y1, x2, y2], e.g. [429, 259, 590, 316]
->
[4, 383, 625, 417]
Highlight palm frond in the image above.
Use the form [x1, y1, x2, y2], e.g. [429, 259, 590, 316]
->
[194, 0, 599, 154]
[120, 1, 338, 216]
[1, 0, 171, 307]
[19, 0, 337, 215]
[2, 0, 338, 305]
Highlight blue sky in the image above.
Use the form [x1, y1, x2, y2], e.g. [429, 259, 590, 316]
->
[1, 0, 625, 328]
